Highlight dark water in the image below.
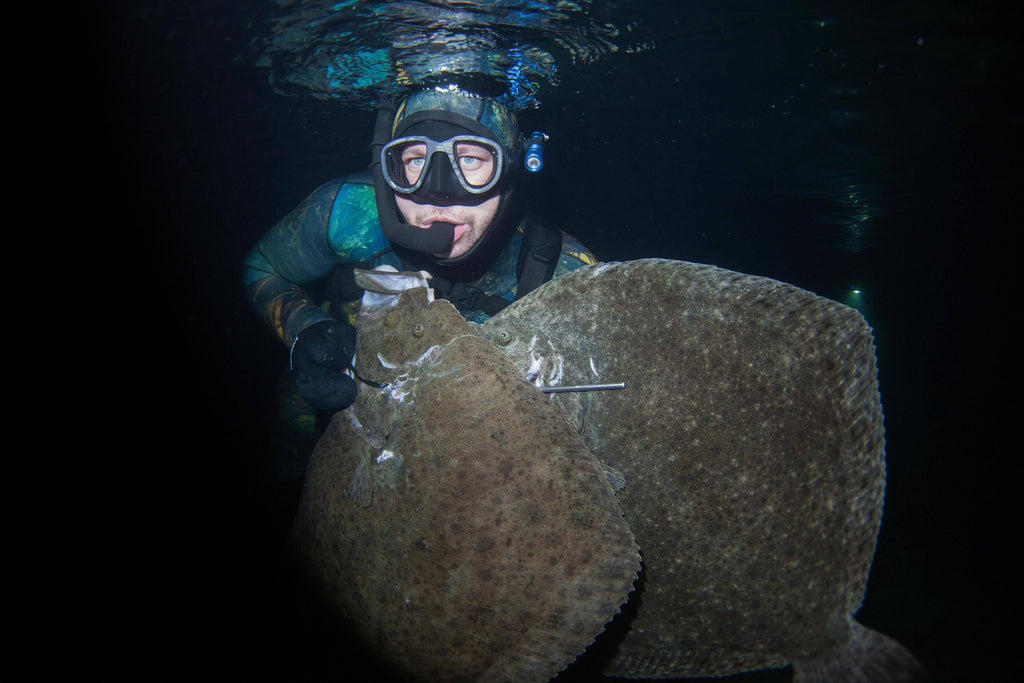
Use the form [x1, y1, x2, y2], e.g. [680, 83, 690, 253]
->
[85, 1, 1016, 680]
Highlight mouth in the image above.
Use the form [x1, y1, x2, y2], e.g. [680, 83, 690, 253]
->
[423, 214, 463, 227]
[424, 223, 466, 258]
[421, 219, 466, 241]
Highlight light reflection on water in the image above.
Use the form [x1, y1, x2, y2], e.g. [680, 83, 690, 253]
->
[255, 0, 653, 109]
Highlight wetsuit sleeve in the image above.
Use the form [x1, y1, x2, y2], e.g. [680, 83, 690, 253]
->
[242, 179, 345, 347]
[554, 230, 599, 277]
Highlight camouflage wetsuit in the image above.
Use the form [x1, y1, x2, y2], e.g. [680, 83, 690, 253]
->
[243, 173, 597, 434]
[244, 173, 596, 342]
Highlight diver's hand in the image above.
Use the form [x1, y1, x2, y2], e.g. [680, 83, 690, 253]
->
[289, 320, 358, 410]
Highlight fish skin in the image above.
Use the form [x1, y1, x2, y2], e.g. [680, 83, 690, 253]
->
[290, 283, 640, 683]
[482, 259, 926, 681]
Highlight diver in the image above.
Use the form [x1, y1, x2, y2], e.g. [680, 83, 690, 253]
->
[242, 84, 597, 426]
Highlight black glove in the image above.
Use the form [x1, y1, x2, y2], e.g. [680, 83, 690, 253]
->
[289, 320, 358, 410]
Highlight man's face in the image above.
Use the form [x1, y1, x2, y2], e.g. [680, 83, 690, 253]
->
[394, 193, 501, 259]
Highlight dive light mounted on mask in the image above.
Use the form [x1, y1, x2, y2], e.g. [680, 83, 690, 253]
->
[523, 131, 548, 172]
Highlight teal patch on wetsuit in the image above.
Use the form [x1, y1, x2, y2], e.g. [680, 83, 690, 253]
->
[326, 183, 390, 262]
[243, 178, 347, 289]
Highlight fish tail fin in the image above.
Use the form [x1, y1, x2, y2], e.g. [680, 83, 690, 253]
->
[792, 619, 927, 683]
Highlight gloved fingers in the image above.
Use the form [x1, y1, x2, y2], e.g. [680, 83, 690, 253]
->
[293, 320, 356, 371]
[289, 320, 360, 409]
[294, 367, 357, 411]
[309, 321, 356, 369]
[335, 321, 357, 359]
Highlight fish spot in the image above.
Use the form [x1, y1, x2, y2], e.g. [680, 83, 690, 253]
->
[497, 459, 514, 477]
[570, 511, 595, 529]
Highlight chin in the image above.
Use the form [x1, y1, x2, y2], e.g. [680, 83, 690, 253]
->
[439, 246, 466, 259]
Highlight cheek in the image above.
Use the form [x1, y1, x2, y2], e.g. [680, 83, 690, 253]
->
[474, 196, 501, 226]
[394, 195, 415, 221]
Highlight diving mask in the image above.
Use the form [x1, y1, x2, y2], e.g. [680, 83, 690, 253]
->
[381, 134, 506, 199]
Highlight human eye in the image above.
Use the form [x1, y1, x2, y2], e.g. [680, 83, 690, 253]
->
[456, 143, 492, 163]
[458, 154, 483, 170]
[401, 146, 426, 164]
[455, 143, 495, 184]
[399, 143, 427, 180]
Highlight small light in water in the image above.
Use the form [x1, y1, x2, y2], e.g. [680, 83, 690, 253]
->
[843, 285, 870, 319]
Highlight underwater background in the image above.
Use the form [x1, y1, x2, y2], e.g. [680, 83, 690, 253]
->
[81, 1, 1015, 680]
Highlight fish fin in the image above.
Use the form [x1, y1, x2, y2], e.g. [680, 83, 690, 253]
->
[354, 267, 431, 294]
[348, 440, 374, 508]
[599, 461, 627, 494]
[792, 620, 927, 683]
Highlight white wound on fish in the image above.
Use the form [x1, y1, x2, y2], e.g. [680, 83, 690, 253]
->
[389, 383, 409, 402]
[413, 345, 440, 366]
[379, 345, 444, 404]
[526, 348, 542, 382]
[547, 356, 564, 385]
[545, 340, 565, 385]
[387, 375, 415, 402]
[523, 335, 542, 381]
[520, 335, 566, 387]
[356, 267, 435, 315]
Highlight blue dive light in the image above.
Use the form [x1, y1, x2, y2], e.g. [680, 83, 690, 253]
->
[524, 131, 548, 172]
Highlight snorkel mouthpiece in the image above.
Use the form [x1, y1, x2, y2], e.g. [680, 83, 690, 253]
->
[405, 221, 456, 254]
[428, 221, 458, 254]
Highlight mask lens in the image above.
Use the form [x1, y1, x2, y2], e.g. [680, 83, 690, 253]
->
[454, 141, 497, 188]
[382, 136, 503, 195]
[383, 140, 428, 191]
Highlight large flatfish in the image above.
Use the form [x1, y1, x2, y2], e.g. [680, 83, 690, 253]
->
[481, 259, 925, 681]
[290, 268, 640, 682]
